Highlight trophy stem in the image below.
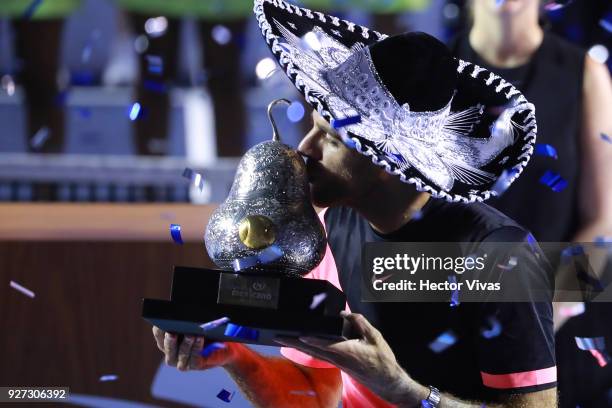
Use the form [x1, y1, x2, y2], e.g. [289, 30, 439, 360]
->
[267, 98, 291, 142]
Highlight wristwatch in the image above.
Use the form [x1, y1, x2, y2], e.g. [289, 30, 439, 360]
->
[424, 385, 441, 408]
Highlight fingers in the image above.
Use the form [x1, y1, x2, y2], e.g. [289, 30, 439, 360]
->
[177, 336, 196, 371]
[164, 332, 179, 367]
[189, 337, 205, 369]
[341, 312, 380, 343]
[152, 326, 165, 353]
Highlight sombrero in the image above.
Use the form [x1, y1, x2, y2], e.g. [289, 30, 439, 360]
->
[254, 0, 537, 203]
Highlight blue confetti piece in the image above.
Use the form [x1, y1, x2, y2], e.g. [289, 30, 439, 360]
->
[428, 330, 457, 353]
[258, 244, 283, 264]
[201, 342, 226, 358]
[575, 336, 606, 351]
[30, 127, 50, 150]
[337, 129, 357, 149]
[309, 292, 327, 309]
[233, 245, 284, 271]
[200, 316, 230, 331]
[575, 337, 611, 367]
[331, 115, 361, 129]
[143, 79, 167, 94]
[233, 257, 259, 271]
[480, 316, 502, 339]
[448, 275, 460, 308]
[594, 236, 612, 248]
[169, 224, 183, 245]
[224, 323, 259, 341]
[146, 55, 164, 75]
[411, 210, 423, 221]
[22, 0, 44, 19]
[99, 375, 118, 382]
[535, 143, 558, 159]
[540, 170, 568, 192]
[491, 168, 519, 196]
[602, 133, 612, 144]
[182, 168, 205, 191]
[216, 388, 236, 403]
[421, 399, 434, 408]
[128, 102, 142, 121]
[287, 101, 305, 123]
[600, 14, 612, 33]
[561, 244, 584, 262]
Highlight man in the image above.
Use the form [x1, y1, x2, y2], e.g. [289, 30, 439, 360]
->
[152, 0, 557, 406]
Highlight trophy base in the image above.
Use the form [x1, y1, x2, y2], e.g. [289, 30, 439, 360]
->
[142, 266, 353, 346]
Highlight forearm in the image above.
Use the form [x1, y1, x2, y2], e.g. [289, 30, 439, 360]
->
[224, 343, 339, 408]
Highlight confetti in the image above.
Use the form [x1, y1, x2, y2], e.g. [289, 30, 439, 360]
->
[544, 0, 574, 11]
[600, 15, 612, 34]
[9, 280, 35, 298]
[490, 168, 518, 196]
[201, 342, 226, 358]
[411, 210, 423, 221]
[497, 256, 517, 271]
[302, 31, 322, 51]
[224, 323, 259, 341]
[233, 245, 283, 271]
[594, 236, 612, 248]
[331, 115, 362, 129]
[145, 55, 164, 75]
[143, 79, 167, 94]
[602, 133, 612, 144]
[540, 170, 567, 192]
[561, 244, 584, 262]
[200, 316, 230, 331]
[289, 390, 317, 397]
[428, 330, 457, 353]
[309, 292, 327, 309]
[212, 25, 232, 45]
[480, 316, 502, 339]
[559, 302, 585, 318]
[216, 388, 236, 403]
[535, 143, 558, 159]
[22, 0, 44, 19]
[128, 102, 142, 121]
[99, 375, 118, 382]
[337, 128, 357, 149]
[169, 224, 184, 245]
[575, 336, 611, 367]
[287, 101, 305, 123]
[1, 75, 15, 96]
[448, 275, 460, 308]
[30, 127, 50, 150]
[182, 168, 205, 191]
[144, 16, 168, 38]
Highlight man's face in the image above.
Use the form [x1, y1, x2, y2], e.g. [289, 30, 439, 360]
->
[297, 110, 381, 208]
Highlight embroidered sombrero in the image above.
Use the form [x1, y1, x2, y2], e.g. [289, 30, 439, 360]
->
[254, 0, 537, 203]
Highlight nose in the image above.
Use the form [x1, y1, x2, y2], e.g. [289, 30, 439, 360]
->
[297, 129, 323, 161]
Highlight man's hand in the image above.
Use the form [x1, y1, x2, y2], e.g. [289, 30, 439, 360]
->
[274, 311, 426, 406]
[152, 326, 237, 371]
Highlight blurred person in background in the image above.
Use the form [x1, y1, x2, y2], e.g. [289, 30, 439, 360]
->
[450, 1, 612, 407]
[115, 0, 252, 157]
[0, 0, 82, 200]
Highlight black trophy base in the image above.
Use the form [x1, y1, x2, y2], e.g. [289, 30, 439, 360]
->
[142, 266, 353, 346]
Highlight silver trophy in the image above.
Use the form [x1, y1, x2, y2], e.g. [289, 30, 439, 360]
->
[142, 99, 352, 345]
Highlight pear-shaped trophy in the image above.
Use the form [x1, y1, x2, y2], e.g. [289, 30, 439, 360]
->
[142, 99, 352, 346]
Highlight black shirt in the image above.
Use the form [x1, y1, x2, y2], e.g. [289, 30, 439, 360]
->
[301, 199, 556, 403]
[450, 31, 585, 242]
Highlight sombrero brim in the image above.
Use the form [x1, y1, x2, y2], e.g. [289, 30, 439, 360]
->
[254, 0, 536, 203]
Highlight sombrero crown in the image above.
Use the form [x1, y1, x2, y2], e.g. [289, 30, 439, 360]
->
[254, 0, 537, 203]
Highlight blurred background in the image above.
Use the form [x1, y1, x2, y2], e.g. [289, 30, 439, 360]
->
[0, 0, 610, 407]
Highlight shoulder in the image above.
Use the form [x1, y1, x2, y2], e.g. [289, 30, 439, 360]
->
[433, 200, 529, 242]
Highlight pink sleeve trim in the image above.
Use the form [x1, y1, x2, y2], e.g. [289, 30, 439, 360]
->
[280, 346, 336, 369]
[481, 366, 557, 389]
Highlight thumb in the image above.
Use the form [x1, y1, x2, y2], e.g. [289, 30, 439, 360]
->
[341, 312, 380, 343]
